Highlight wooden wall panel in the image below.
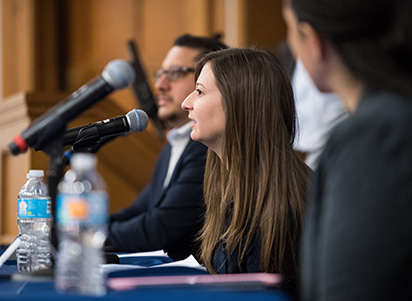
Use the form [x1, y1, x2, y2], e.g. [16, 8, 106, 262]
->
[35, 0, 59, 92]
[1, 0, 286, 101]
[1, 0, 36, 97]
[0, 92, 38, 244]
[1, 152, 30, 244]
[244, 0, 286, 52]
[1, 0, 62, 98]
[64, 0, 227, 114]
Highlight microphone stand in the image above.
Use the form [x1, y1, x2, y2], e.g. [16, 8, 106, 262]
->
[36, 124, 114, 272]
[63, 133, 123, 166]
[40, 125, 66, 270]
[22, 124, 124, 274]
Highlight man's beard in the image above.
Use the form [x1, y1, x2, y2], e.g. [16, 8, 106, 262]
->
[159, 112, 179, 129]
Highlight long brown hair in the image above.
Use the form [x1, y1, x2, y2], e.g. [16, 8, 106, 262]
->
[197, 48, 310, 279]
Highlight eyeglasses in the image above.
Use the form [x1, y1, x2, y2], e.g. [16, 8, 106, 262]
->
[154, 66, 195, 82]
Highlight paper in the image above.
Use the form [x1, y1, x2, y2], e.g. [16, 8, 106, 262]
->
[156, 255, 204, 269]
[102, 254, 206, 274]
[117, 249, 167, 258]
[0, 237, 21, 268]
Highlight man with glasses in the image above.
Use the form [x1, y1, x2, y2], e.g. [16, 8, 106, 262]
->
[106, 34, 228, 260]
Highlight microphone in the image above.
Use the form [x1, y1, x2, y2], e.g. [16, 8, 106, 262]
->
[63, 109, 149, 147]
[8, 59, 136, 155]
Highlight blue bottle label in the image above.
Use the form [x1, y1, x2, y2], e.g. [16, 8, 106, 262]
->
[17, 198, 51, 218]
[57, 192, 108, 226]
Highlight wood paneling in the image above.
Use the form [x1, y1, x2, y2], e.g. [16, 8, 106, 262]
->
[63, 0, 228, 113]
[1, 0, 286, 104]
[244, 0, 286, 51]
[2, 0, 36, 97]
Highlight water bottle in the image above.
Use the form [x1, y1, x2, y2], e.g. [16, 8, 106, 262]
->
[16, 169, 52, 273]
[55, 153, 108, 295]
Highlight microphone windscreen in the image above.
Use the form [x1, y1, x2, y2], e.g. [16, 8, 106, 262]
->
[102, 60, 136, 90]
[126, 109, 149, 133]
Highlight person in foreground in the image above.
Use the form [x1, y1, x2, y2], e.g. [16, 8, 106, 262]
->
[106, 34, 227, 260]
[283, 0, 412, 300]
[182, 48, 311, 294]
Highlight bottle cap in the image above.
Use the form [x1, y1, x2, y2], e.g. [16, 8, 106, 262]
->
[71, 153, 97, 171]
[27, 169, 44, 179]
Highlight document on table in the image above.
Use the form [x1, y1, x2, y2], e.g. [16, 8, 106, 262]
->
[102, 253, 206, 274]
[117, 249, 168, 258]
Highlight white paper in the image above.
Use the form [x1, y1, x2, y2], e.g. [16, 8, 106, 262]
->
[117, 250, 168, 258]
[102, 254, 206, 275]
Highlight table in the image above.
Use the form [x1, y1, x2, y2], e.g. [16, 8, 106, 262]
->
[0, 246, 292, 301]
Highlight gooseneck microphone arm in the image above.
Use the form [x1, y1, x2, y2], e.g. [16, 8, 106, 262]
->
[62, 109, 149, 164]
[63, 117, 129, 147]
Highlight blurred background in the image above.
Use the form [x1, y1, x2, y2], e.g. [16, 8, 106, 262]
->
[0, 0, 286, 244]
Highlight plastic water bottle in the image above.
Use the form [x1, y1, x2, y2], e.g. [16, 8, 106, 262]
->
[55, 153, 108, 295]
[16, 169, 52, 273]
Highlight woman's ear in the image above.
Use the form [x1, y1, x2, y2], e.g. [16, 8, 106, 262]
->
[297, 21, 333, 92]
[297, 21, 328, 63]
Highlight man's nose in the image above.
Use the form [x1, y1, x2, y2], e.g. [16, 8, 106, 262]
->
[155, 74, 170, 91]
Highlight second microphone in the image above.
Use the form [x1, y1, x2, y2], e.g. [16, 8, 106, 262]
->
[63, 109, 149, 147]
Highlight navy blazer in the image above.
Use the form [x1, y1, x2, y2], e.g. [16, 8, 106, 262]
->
[106, 139, 208, 260]
[212, 234, 261, 274]
[212, 214, 299, 295]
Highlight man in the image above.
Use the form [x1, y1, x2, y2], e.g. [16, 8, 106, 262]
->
[106, 34, 228, 260]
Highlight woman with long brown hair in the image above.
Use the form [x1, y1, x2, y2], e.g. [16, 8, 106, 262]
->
[181, 47, 311, 293]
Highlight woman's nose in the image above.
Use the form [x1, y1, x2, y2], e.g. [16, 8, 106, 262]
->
[181, 91, 195, 110]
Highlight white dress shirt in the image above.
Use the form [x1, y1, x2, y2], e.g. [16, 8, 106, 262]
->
[292, 59, 348, 170]
[162, 121, 193, 188]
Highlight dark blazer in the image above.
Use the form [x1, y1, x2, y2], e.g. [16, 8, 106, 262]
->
[106, 139, 208, 260]
[212, 214, 298, 295]
[212, 234, 261, 275]
[300, 90, 412, 300]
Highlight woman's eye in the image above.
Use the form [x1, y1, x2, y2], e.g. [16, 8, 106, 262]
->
[196, 89, 203, 96]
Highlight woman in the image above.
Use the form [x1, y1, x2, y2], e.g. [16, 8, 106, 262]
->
[181, 48, 311, 293]
[283, 0, 412, 300]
